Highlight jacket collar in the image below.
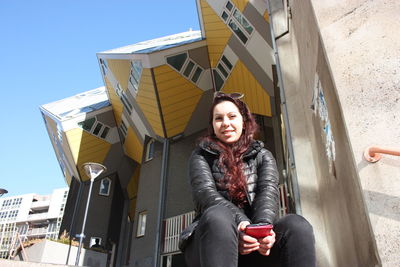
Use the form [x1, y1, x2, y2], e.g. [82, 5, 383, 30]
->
[199, 139, 264, 158]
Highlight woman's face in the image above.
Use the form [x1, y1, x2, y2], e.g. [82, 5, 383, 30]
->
[212, 100, 244, 144]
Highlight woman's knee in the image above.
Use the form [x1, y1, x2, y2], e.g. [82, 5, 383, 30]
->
[198, 205, 237, 233]
[276, 214, 314, 238]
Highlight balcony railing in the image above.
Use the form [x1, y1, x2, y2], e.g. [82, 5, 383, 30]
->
[30, 201, 50, 210]
[27, 213, 48, 221]
[162, 211, 195, 254]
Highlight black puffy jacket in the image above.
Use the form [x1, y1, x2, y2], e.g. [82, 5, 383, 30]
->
[189, 140, 280, 226]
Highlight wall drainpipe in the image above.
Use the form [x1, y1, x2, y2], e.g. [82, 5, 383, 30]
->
[266, 2, 302, 215]
[154, 138, 170, 267]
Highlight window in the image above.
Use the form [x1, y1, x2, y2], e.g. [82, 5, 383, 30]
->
[221, 55, 233, 70]
[78, 118, 96, 132]
[217, 63, 228, 78]
[77, 118, 111, 140]
[117, 83, 133, 115]
[120, 116, 129, 140]
[100, 126, 110, 139]
[100, 58, 108, 76]
[191, 67, 203, 83]
[166, 53, 203, 85]
[92, 122, 103, 135]
[166, 53, 187, 71]
[99, 178, 111, 196]
[90, 237, 102, 248]
[183, 60, 195, 77]
[228, 20, 248, 43]
[145, 139, 155, 161]
[137, 211, 147, 237]
[213, 69, 224, 91]
[128, 60, 143, 95]
[220, 1, 254, 45]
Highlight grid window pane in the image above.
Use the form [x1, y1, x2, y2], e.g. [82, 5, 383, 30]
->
[228, 20, 248, 44]
[78, 118, 96, 132]
[166, 53, 187, 71]
[191, 67, 203, 83]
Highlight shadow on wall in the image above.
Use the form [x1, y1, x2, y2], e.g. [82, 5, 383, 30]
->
[364, 190, 400, 222]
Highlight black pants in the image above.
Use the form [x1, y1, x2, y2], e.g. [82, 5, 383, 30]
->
[184, 205, 316, 267]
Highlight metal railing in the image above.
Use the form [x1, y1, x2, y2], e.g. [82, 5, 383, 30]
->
[162, 211, 195, 254]
[364, 145, 400, 163]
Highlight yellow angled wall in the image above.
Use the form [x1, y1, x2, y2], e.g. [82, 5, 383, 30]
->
[223, 60, 272, 117]
[231, 0, 247, 12]
[135, 68, 164, 137]
[65, 128, 111, 181]
[200, 0, 231, 68]
[107, 59, 131, 91]
[153, 65, 203, 137]
[124, 127, 143, 164]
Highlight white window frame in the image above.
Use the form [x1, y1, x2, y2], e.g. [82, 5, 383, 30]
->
[99, 177, 111, 196]
[137, 211, 147, 237]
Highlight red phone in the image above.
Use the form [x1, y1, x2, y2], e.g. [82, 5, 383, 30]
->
[244, 223, 273, 238]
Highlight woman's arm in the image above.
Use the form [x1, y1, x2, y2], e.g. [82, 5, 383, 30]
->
[189, 149, 250, 225]
[251, 149, 280, 224]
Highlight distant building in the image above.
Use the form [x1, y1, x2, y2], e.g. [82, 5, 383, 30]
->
[0, 188, 68, 258]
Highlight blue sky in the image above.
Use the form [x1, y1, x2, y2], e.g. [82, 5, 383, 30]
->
[0, 0, 200, 197]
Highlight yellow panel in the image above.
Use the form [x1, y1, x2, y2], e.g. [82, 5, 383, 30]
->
[127, 166, 140, 220]
[65, 128, 111, 181]
[105, 77, 123, 126]
[153, 65, 203, 137]
[223, 60, 272, 117]
[128, 197, 137, 221]
[124, 127, 144, 164]
[107, 59, 131, 91]
[135, 68, 164, 137]
[200, 0, 231, 68]
[231, 0, 247, 12]
[263, 10, 270, 23]
[127, 166, 140, 200]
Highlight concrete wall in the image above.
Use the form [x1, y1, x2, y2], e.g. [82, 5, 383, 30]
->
[164, 132, 203, 218]
[310, 1, 400, 266]
[275, 0, 380, 266]
[14, 239, 107, 266]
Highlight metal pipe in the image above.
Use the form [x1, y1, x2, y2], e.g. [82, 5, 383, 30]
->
[364, 145, 400, 163]
[75, 179, 95, 266]
[66, 178, 83, 265]
[154, 139, 169, 267]
[266, 2, 302, 215]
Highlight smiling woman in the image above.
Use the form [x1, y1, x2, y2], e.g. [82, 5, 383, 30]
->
[180, 92, 316, 267]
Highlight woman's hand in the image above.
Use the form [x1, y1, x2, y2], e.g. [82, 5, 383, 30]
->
[257, 229, 276, 256]
[237, 221, 260, 255]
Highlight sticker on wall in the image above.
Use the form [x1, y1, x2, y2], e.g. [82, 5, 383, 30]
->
[311, 73, 336, 176]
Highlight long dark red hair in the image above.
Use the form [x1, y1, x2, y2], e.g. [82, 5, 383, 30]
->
[202, 93, 258, 207]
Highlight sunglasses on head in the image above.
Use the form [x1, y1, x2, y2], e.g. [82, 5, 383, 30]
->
[214, 91, 244, 99]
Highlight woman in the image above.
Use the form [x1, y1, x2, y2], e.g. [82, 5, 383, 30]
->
[181, 92, 316, 267]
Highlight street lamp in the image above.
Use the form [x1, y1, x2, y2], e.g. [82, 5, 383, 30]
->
[0, 188, 8, 197]
[75, 162, 107, 266]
